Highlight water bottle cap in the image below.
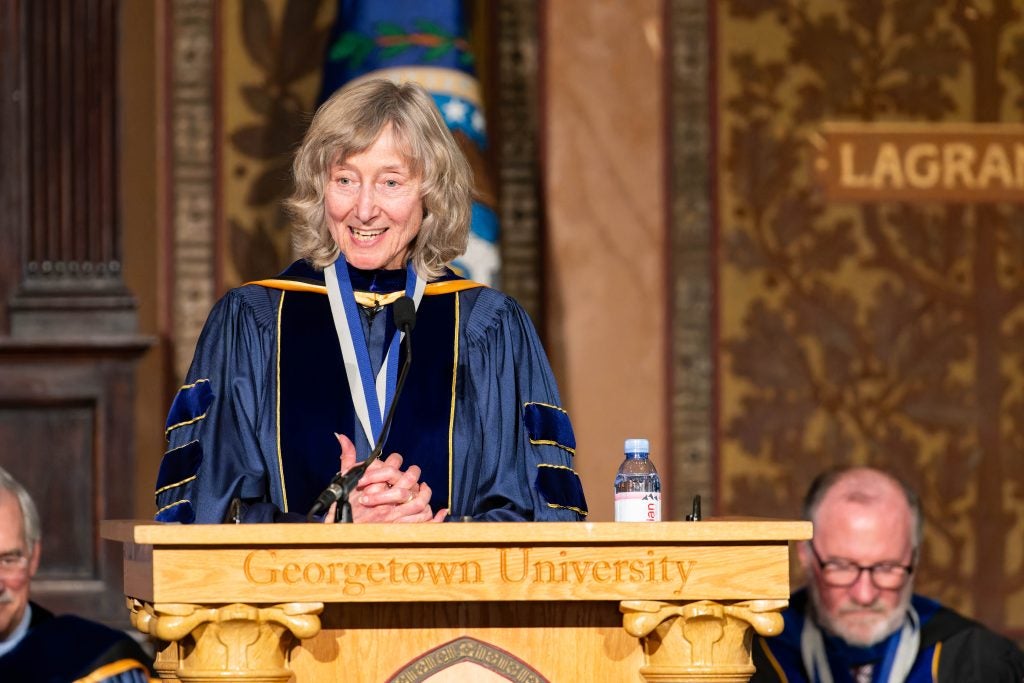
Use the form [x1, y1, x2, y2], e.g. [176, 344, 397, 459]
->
[624, 438, 649, 454]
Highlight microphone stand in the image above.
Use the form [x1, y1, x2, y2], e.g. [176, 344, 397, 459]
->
[307, 298, 415, 522]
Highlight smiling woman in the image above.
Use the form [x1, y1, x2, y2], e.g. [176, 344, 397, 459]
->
[324, 124, 424, 271]
[153, 79, 588, 527]
[288, 80, 472, 281]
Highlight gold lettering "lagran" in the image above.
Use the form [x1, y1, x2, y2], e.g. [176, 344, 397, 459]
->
[498, 548, 695, 595]
[839, 141, 1024, 191]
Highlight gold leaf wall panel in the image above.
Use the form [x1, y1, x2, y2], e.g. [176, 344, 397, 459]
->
[715, 0, 1024, 638]
[219, 0, 335, 287]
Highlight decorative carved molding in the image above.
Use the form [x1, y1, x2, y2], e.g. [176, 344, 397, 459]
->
[0, 1, 27, 337]
[666, 0, 715, 518]
[5, 0, 139, 338]
[387, 636, 548, 683]
[129, 599, 323, 682]
[621, 599, 787, 683]
[495, 0, 543, 327]
[167, 0, 218, 379]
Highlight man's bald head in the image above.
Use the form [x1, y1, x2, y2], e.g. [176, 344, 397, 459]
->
[803, 466, 921, 547]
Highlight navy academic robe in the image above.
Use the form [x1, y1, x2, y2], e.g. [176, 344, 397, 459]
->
[155, 260, 587, 523]
[0, 602, 154, 682]
[751, 589, 1024, 683]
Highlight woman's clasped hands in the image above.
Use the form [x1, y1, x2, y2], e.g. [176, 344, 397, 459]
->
[323, 433, 448, 524]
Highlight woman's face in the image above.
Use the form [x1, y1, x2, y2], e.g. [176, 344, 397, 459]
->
[325, 124, 423, 271]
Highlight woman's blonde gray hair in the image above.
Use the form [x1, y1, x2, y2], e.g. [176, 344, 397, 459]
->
[287, 78, 473, 279]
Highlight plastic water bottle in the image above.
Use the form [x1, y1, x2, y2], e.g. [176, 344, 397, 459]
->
[613, 438, 661, 522]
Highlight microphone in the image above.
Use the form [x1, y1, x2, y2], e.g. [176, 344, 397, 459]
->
[307, 295, 417, 521]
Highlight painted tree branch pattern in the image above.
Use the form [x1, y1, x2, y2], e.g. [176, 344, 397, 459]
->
[718, 0, 1024, 633]
[226, 0, 331, 284]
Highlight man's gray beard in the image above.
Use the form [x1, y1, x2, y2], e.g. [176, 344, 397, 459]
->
[808, 581, 913, 647]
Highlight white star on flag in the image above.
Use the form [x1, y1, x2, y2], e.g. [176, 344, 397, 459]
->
[442, 98, 469, 124]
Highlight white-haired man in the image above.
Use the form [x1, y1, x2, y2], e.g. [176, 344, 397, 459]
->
[752, 466, 1024, 682]
[0, 466, 154, 681]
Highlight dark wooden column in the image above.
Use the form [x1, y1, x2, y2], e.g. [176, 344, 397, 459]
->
[0, 0, 150, 626]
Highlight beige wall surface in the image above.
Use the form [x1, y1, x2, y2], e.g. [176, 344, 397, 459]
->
[544, 1, 668, 521]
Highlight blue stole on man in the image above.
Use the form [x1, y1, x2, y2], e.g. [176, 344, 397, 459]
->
[761, 590, 943, 683]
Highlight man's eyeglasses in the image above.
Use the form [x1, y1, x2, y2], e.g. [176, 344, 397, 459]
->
[808, 544, 915, 590]
[0, 552, 30, 576]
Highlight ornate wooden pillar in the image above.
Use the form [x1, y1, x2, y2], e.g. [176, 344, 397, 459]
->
[494, 0, 543, 328]
[622, 599, 788, 683]
[128, 599, 323, 682]
[0, 0, 151, 625]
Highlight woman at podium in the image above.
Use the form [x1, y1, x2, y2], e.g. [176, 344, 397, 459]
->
[153, 79, 587, 525]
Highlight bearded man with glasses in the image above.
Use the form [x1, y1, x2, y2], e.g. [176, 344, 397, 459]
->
[751, 466, 1024, 683]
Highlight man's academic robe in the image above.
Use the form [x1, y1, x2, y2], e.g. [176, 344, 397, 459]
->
[0, 602, 154, 682]
[751, 589, 1024, 683]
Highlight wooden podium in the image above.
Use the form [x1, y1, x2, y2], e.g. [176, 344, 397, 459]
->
[101, 519, 811, 682]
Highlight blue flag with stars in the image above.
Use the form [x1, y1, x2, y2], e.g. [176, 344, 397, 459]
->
[320, 0, 500, 286]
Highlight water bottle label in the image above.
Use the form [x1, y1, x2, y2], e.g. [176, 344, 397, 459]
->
[614, 492, 661, 522]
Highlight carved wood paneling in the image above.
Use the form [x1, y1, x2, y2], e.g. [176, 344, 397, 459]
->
[8, 0, 138, 338]
[0, 2, 28, 337]
[0, 341, 150, 625]
[0, 405, 95, 577]
[667, 0, 715, 519]
[0, 0, 149, 626]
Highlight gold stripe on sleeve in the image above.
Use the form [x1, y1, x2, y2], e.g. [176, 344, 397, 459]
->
[758, 638, 789, 683]
[73, 658, 154, 683]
